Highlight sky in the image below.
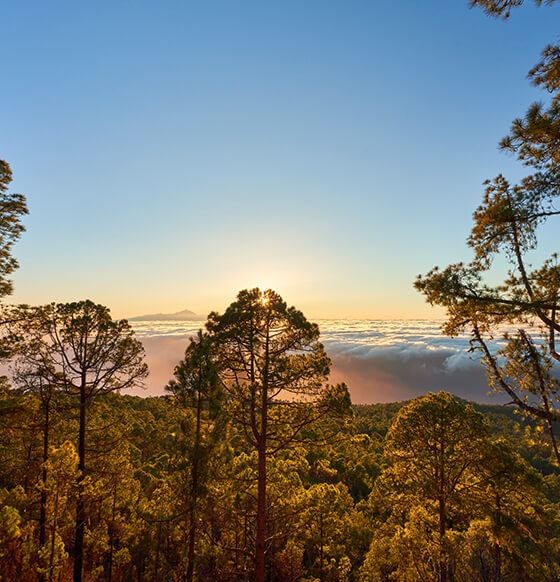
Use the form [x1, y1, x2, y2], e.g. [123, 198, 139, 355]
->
[2, 0, 559, 320]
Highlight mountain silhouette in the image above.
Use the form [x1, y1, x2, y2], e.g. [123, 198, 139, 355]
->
[128, 308, 203, 321]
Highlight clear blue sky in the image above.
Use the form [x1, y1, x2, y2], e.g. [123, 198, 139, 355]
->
[2, 0, 558, 319]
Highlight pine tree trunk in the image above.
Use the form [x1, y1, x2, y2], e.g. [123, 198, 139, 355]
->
[73, 387, 87, 582]
[108, 486, 117, 582]
[186, 388, 203, 582]
[319, 511, 324, 582]
[438, 440, 447, 582]
[48, 484, 59, 582]
[39, 400, 50, 549]
[254, 442, 266, 582]
[254, 321, 270, 582]
[439, 495, 447, 582]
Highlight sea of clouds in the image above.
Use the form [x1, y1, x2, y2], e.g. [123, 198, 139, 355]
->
[130, 319, 507, 404]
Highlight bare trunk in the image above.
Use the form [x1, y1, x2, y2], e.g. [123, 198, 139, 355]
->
[107, 485, 117, 582]
[186, 387, 203, 582]
[47, 484, 59, 582]
[73, 388, 87, 582]
[319, 511, 324, 582]
[254, 318, 270, 582]
[438, 438, 447, 582]
[254, 442, 266, 582]
[39, 401, 50, 549]
[154, 523, 161, 581]
[439, 495, 447, 582]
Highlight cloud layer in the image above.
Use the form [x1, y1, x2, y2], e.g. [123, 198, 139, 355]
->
[130, 319, 505, 404]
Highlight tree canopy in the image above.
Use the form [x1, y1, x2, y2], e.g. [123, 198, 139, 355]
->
[471, 0, 556, 18]
[0, 160, 27, 302]
[206, 288, 348, 582]
[362, 393, 559, 581]
[417, 0, 560, 459]
[10, 300, 148, 582]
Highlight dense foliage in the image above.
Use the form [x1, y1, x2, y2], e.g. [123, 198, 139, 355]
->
[1, 384, 559, 581]
[417, 0, 560, 457]
[0, 160, 27, 304]
[3, 1, 560, 579]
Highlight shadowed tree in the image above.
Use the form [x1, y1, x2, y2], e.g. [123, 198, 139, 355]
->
[0, 160, 28, 364]
[12, 301, 148, 582]
[166, 330, 226, 582]
[37, 441, 79, 582]
[470, 0, 556, 19]
[383, 392, 488, 582]
[205, 288, 348, 582]
[417, 0, 560, 461]
[12, 369, 60, 558]
[363, 392, 559, 581]
[0, 160, 27, 303]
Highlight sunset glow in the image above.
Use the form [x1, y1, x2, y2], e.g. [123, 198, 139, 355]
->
[4, 2, 556, 320]
[3, 2, 560, 579]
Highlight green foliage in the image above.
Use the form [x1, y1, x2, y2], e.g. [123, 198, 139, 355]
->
[207, 288, 330, 403]
[471, 0, 556, 19]
[0, 160, 28, 301]
[206, 288, 347, 581]
[166, 330, 227, 581]
[10, 301, 149, 399]
[36, 442, 78, 581]
[362, 393, 560, 582]
[1, 385, 559, 581]
[417, 0, 560, 461]
[5, 300, 149, 582]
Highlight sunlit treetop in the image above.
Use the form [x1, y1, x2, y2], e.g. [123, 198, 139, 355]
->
[471, 0, 556, 18]
[416, 0, 560, 453]
[0, 160, 28, 300]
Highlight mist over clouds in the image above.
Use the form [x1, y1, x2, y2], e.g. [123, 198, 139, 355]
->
[325, 342, 496, 404]
[129, 320, 505, 404]
[134, 336, 188, 397]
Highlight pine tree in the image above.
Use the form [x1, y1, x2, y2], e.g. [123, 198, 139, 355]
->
[11, 301, 148, 582]
[205, 288, 348, 582]
[417, 0, 560, 460]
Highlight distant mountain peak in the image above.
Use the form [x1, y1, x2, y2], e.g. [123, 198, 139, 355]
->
[128, 308, 203, 321]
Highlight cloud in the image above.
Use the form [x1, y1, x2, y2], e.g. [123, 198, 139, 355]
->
[131, 331, 502, 405]
[325, 341, 498, 404]
[129, 335, 188, 397]
[0, 320, 508, 405]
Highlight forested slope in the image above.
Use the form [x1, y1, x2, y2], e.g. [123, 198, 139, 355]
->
[1, 388, 559, 581]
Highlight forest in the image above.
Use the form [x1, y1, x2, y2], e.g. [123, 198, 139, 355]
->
[2, 369, 560, 581]
[3, 0, 560, 580]
[0, 286, 559, 581]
